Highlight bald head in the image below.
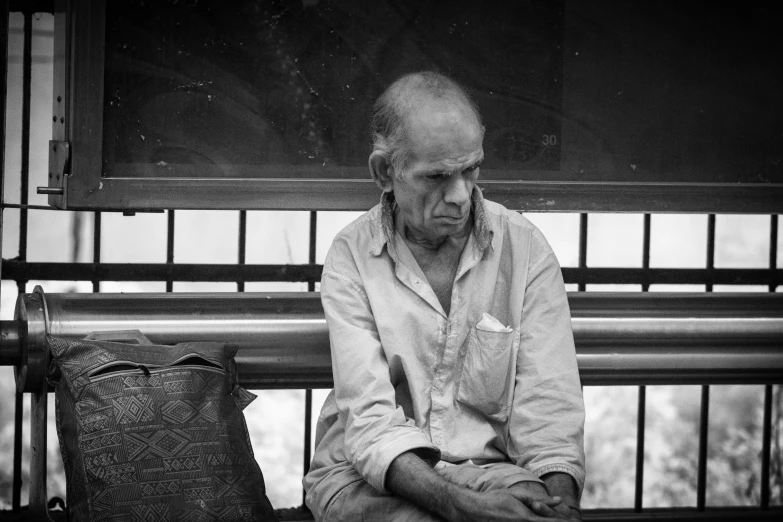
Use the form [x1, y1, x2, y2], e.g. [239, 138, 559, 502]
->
[371, 72, 483, 178]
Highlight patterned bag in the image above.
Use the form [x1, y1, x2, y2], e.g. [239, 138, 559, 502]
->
[47, 332, 277, 522]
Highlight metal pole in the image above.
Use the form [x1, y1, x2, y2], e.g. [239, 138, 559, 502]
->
[237, 210, 247, 292]
[697, 214, 717, 509]
[166, 209, 175, 292]
[761, 214, 778, 508]
[635, 213, 652, 511]
[303, 210, 317, 506]
[578, 213, 587, 291]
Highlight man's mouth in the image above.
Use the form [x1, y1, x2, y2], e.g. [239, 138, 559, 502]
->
[440, 215, 466, 223]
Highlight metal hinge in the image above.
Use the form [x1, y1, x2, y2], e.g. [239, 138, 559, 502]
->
[38, 140, 69, 209]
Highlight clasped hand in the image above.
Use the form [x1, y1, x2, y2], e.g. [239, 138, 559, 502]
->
[449, 481, 581, 522]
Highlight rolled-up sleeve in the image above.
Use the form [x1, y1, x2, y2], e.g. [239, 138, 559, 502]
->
[321, 241, 439, 493]
[508, 244, 586, 496]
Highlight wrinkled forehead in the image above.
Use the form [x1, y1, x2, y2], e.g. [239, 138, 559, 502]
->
[405, 101, 484, 164]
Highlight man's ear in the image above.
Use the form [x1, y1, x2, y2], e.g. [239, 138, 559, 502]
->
[369, 151, 395, 193]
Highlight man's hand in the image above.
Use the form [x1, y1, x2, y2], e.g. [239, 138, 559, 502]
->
[449, 485, 571, 521]
[387, 451, 572, 521]
[542, 472, 582, 521]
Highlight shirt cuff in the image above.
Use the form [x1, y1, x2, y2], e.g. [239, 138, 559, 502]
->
[531, 463, 585, 499]
[358, 431, 440, 493]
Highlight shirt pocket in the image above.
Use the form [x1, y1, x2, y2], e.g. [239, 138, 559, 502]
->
[457, 326, 517, 421]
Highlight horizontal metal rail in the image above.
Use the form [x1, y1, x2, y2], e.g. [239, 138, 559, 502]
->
[2, 260, 783, 287]
[2, 289, 782, 390]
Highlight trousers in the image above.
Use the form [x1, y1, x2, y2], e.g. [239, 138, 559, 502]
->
[315, 462, 543, 522]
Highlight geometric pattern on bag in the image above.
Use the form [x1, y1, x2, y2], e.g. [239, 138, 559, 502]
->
[47, 334, 278, 521]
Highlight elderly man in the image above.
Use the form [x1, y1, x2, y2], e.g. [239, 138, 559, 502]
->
[304, 71, 585, 521]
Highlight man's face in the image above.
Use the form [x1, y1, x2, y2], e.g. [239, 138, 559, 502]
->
[391, 102, 484, 243]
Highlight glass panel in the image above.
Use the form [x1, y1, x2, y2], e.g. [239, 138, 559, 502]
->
[649, 285, 706, 292]
[171, 282, 237, 292]
[101, 281, 167, 292]
[244, 282, 308, 292]
[244, 390, 306, 509]
[1, 208, 20, 259]
[650, 215, 708, 268]
[245, 211, 309, 264]
[103, 0, 564, 178]
[28, 209, 74, 262]
[706, 385, 764, 507]
[712, 285, 769, 293]
[581, 386, 638, 508]
[771, 384, 783, 506]
[586, 213, 644, 268]
[101, 211, 168, 263]
[173, 210, 239, 264]
[0, 366, 21, 505]
[585, 284, 642, 292]
[643, 385, 701, 508]
[715, 215, 770, 268]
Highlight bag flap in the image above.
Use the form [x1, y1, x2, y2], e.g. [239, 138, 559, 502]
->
[47, 334, 239, 395]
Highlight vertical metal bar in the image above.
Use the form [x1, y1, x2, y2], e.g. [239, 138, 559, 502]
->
[237, 210, 246, 292]
[641, 214, 651, 291]
[761, 384, 772, 509]
[761, 213, 777, 508]
[697, 385, 709, 510]
[13, 10, 34, 512]
[770, 214, 778, 293]
[634, 386, 646, 512]
[166, 209, 175, 292]
[578, 213, 587, 291]
[19, 10, 31, 266]
[634, 213, 651, 511]
[0, 0, 18, 511]
[697, 214, 716, 510]
[92, 212, 101, 292]
[706, 214, 715, 292]
[303, 210, 317, 505]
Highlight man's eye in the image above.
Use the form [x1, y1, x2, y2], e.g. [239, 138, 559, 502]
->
[427, 173, 449, 181]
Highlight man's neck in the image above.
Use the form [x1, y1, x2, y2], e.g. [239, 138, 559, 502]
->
[397, 215, 473, 255]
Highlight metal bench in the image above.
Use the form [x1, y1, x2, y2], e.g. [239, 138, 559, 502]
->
[1, 287, 782, 521]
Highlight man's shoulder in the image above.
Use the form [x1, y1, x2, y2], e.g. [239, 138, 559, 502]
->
[482, 198, 543, 236]
[332, 204, 381, 243]
[482, 198, 556, 264]
[325, 204, 383, 262]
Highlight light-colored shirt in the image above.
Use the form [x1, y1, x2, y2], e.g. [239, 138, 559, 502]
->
[304, 189, 585, 509]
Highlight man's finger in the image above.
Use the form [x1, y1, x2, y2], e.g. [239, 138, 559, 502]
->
[507, 487, 562, 507]
[530, 500, 558, 517]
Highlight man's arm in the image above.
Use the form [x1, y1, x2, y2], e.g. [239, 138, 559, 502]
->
[320, 252, 439, 492]
[386, 451, 565, 522]
[508, 240, 586, 498]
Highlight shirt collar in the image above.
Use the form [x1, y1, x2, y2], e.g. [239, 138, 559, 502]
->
[369, 187, 494, 257]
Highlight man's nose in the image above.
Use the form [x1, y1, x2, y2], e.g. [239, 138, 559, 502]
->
[443, 175, 471, 207]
